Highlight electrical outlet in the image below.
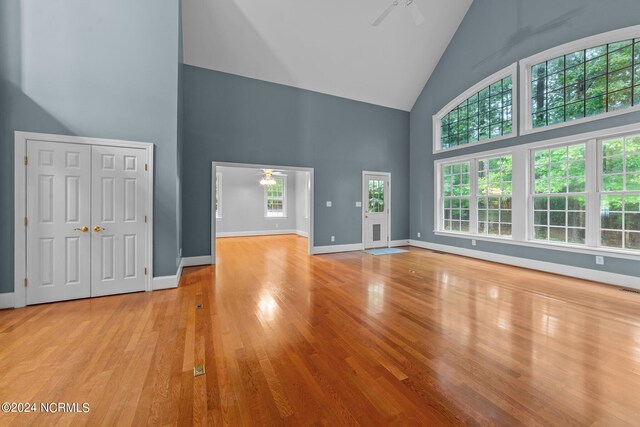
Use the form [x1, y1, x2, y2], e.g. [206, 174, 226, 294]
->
[275, 223, 279, 229]
[417, 232, 421, 238]
[331, 236, 335, 242]
[326, 201, 332, 207]
[595, 255, 604, 265]
[355, 201, 362, 207]
[471, 239, 476, 246]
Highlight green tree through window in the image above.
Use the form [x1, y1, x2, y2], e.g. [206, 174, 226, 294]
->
[441, 76, 513, 150]
[531, 38, 640, 128]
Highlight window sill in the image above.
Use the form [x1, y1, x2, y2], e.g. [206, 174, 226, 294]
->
[434, 132, 516, 155]
[265, 215, 288, 219]
[433, 230, 640, 261]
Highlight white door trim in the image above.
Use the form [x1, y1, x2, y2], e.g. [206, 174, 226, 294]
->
[14, 131, 155, 308]
[362, 171, 391, 250]
[211, 161, 315, 264]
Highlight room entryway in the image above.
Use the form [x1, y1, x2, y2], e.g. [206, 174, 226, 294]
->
[16, 133, 152, 306]
[212, 162, 314, 264]
[363, 172, 391, 249]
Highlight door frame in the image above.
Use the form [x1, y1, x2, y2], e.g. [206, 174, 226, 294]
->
[14, 131, 155, 308]
[211, 161, 314, 264]
[361, 171, 391, 250]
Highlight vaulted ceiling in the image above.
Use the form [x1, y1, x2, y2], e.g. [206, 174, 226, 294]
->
[182, 0, 472, 111]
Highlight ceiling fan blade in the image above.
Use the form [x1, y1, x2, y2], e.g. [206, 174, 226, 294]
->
[372, 1, 398, 27]
[406, 1, 425, 25]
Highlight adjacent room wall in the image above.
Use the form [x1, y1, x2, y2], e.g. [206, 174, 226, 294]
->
[182, 65, 409, 257]
[216, 167, 307, 236]
[295, 171, 311, 236]
[410, 0, 640, 276]
[0, 0, 182, 295]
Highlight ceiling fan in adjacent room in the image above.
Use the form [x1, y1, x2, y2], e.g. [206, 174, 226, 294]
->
[372, 0, 425, 27]
[258, 169, 286, 186]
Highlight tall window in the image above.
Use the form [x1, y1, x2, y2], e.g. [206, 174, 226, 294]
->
[477, 155, 512, 237]
[442, 162, 471, 233]
[434, 64, 517, 153]
[265, 177, 286, 217]
[532, 143, 587, 244]
[600, 134, 640, 249]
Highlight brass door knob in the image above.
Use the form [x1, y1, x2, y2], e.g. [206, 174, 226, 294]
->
[74, 226, 89, 233]
[93, 226, 104, 232]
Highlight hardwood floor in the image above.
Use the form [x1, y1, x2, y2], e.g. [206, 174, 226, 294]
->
[1, 235, 640, 425]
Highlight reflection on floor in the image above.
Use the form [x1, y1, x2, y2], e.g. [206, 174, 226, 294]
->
[1, 234, 639, 425]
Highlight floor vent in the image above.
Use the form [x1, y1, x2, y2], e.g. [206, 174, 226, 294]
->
[620, 288, 640, 295]
[193, 365, 205, 377]
[195, 304, 203, 310]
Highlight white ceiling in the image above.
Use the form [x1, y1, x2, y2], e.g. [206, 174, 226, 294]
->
[182, 0, 472, 111]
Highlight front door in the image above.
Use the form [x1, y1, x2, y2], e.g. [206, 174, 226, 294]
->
[364, 173, 389, 249]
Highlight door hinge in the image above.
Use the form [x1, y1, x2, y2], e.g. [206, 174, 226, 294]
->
[144, 267, 148, 275]
[24, 217, 28, 227]
[24, 278, 28, 288]
[145, 163, 148, 171]
[24, 156, 28, 166]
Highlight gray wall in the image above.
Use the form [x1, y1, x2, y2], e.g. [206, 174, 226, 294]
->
[182, 65, 409, 257]
[295, 171, 311, 235]
[216, 167, 307, 235]
[410, 0, 640, 275]
[0, 0, 181, 294]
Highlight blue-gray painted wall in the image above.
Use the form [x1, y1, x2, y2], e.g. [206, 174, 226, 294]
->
[0, 0, 182, 294]
[181, 65, 410, 257]
[410, 0, 640, 276]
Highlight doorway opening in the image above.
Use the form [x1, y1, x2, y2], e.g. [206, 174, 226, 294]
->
[211, 162, 314, 264]
[362, 171, 391, 250]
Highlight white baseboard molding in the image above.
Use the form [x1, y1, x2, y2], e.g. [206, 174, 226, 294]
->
[313, 243, 363, 254]
[181, 255, 212, 267]
[296, 230, 309, 238]
[0, 292, 14, 309]
[409, 240, 640, 290]
[216, 229, 297, 238]
[390, 239, 410, 247]
[152, 275, 179, 291]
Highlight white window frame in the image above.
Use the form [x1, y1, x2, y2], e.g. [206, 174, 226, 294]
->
[519, 24, 640, 135]
[264, 175, 287, 218]
[215, 172, 222, 219]
[433, 62, 518, 154]
[434, 122, 640, 260]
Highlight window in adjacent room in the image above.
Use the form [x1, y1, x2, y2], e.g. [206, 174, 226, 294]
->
[442, 161, 471, 233]
[477, 155, 513, 237]
[265, 176, 286, 217]
[531, 143, 587, 244]
[600, 134, 640, 249]
[215, 172, 222, 219]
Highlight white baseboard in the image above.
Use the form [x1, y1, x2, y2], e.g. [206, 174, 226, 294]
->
[152, 275, 179, 290]
[181, 255, 212, 267]
[313, 243, 363, 254]
[296, 230, 309, 238]
[216, 229, 297, 238]
[390, 239, 410, 247]
[409, 240, 640, 290]
[0, 292, 14, 309]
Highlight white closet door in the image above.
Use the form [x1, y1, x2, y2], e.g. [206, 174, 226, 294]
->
[91, 145, 147, 296]
[26, 141, 91, 305]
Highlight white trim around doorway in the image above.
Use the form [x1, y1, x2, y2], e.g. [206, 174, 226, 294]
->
[211, 162, 315, 264]
[14, 131, 155, 308]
